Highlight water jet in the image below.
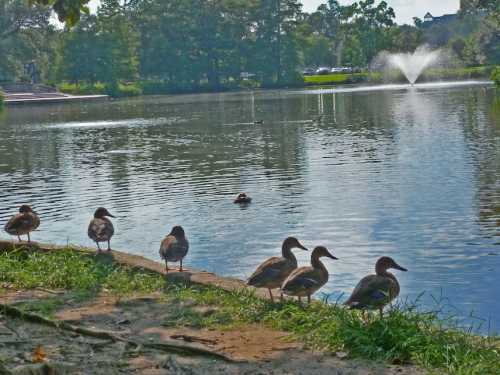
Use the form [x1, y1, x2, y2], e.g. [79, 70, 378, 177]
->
[387, 45, 441, 85]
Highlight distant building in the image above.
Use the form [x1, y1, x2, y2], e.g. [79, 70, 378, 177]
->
[422, 12, 458, 27]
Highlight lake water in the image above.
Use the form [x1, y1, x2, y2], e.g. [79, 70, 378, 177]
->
[1, 82, 499, 334]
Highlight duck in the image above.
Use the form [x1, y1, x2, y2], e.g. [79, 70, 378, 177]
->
[234, 193, 252, 204]
[4, 205, 40, 242]
[344, 256, 407, 318]
[87, 207, 115, 252]
[247, 237, 308, 302]
[253, 120, 264, 125]
[159, 226, 189, 272]
[281, 245, 338, 304]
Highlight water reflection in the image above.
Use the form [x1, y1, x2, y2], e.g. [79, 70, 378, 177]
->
[0, 86, 499, 333]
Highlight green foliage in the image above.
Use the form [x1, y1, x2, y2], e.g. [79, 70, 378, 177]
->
[0, 91, 4, 110]
[58, 81, 142, 97]
[31, 0, 91, 26]
[492, 66, 500, 88]
[0, 248, 164, 295]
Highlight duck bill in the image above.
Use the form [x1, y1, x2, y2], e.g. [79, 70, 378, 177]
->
[327, 252, 338, 260]
[298, 243, 308, 251]
[106, 212, 116, 218]
[394, 263, 407, 272]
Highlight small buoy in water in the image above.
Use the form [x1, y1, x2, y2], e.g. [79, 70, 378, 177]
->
[234, 193, 252, 204]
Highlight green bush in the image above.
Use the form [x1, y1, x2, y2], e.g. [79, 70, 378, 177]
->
[0, 90, 4, 110]
[492, 66, 500, 88]
[105, 81, 142, 97]
[58, 81, 142, 98]
[58, 82, 107, 95]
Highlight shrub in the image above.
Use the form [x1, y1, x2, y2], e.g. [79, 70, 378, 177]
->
[0, 90, 4, 110]
[492, 66, 500, 88]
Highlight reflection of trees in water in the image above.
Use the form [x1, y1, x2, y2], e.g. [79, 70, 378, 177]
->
[460, 91, 500, 234]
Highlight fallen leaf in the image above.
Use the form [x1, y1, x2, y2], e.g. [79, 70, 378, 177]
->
[32, 345, 47, 363]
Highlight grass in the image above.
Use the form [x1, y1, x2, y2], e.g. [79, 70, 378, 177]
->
[1, 248, 499, 374]
[303, 72, 381, 85]
[0, 248, 163, 296]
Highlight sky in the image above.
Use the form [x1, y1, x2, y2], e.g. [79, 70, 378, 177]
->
[88, 0, 460, 25]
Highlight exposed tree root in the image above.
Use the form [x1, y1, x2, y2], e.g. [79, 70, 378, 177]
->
[0, 303, 237, 363]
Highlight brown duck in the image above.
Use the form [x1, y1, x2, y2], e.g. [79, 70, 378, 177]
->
[234, 193, 252, 204]
[247, 237, 308, 302]
[4, 205, 40, 242]
[87, 207, 115, 252]
[345, 256, 407, 318]
[159, 226, 189, 272]
[281, 245, 338, 304]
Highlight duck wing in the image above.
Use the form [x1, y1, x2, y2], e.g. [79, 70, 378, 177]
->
[281, 267, 324, 295]
[247, 257, 294, 287]
[4, 213, 37, 234]
[88, 218, 114, 242]
[159, 235, 189, 261]
[345, 275, 394, 309]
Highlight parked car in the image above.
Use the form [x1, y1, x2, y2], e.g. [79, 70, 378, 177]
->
[316, 67, 331, 75]
[330, 67, 343, 73]
[341, 67, 353, 73]
[302, 68, 316, 76]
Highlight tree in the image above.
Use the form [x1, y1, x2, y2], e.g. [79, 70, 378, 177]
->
[59, 9, 139, 85]
[0, 0, 54, 81]
[31, 0, 91, 26]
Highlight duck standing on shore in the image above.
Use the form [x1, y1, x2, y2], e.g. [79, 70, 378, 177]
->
[344, 256, 407, 318]
[4, 205, 40, 242]
[247, 237, 308, 302]
[87, 207, 115, 252]
[281, 246, 338, 304]
[159, 226, 189, 272]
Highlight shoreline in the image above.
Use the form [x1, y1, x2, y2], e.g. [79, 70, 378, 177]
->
[0, 239, 269, 300]
[1, 239, 499, 374]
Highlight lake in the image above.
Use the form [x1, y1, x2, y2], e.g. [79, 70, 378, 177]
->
[1, 82, 499, 334]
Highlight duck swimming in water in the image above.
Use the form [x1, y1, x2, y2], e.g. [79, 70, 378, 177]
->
[281, 246, 337, 304]
[234, 193, 252, 204]
[159, 226, 189, 272]
[4, 205, 40, 242]
[87, 207, 115, 252]
[345, 256, 407, 318]
[247, 237, 308, 302]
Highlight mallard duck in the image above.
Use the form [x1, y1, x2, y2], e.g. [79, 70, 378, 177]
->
[159, 226, 189, 272]
[234, 193, 252, 204]
[345, 256, 407, 318]
[247, 237, 308, 302]
[281, 245, 337, 304]
[87, 207, 115, 252]
[4, 205, 40, 242]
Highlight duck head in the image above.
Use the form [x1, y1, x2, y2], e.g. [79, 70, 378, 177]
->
[170, 225, 185, 238]
[234, 193, 251, 203]
[311, 246, 338, 260]
[94, 207, 115, 219]
[283, 236, 308, 251]
[19, 205, 34, 214]
[375, 257, 407, 274]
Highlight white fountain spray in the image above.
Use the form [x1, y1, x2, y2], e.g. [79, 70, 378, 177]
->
[388, 45, 441, 85]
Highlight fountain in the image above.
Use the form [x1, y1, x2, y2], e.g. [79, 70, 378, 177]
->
[387, 45, 441, 85]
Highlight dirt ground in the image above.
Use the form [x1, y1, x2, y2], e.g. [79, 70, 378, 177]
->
[0, 288, 426, 375]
